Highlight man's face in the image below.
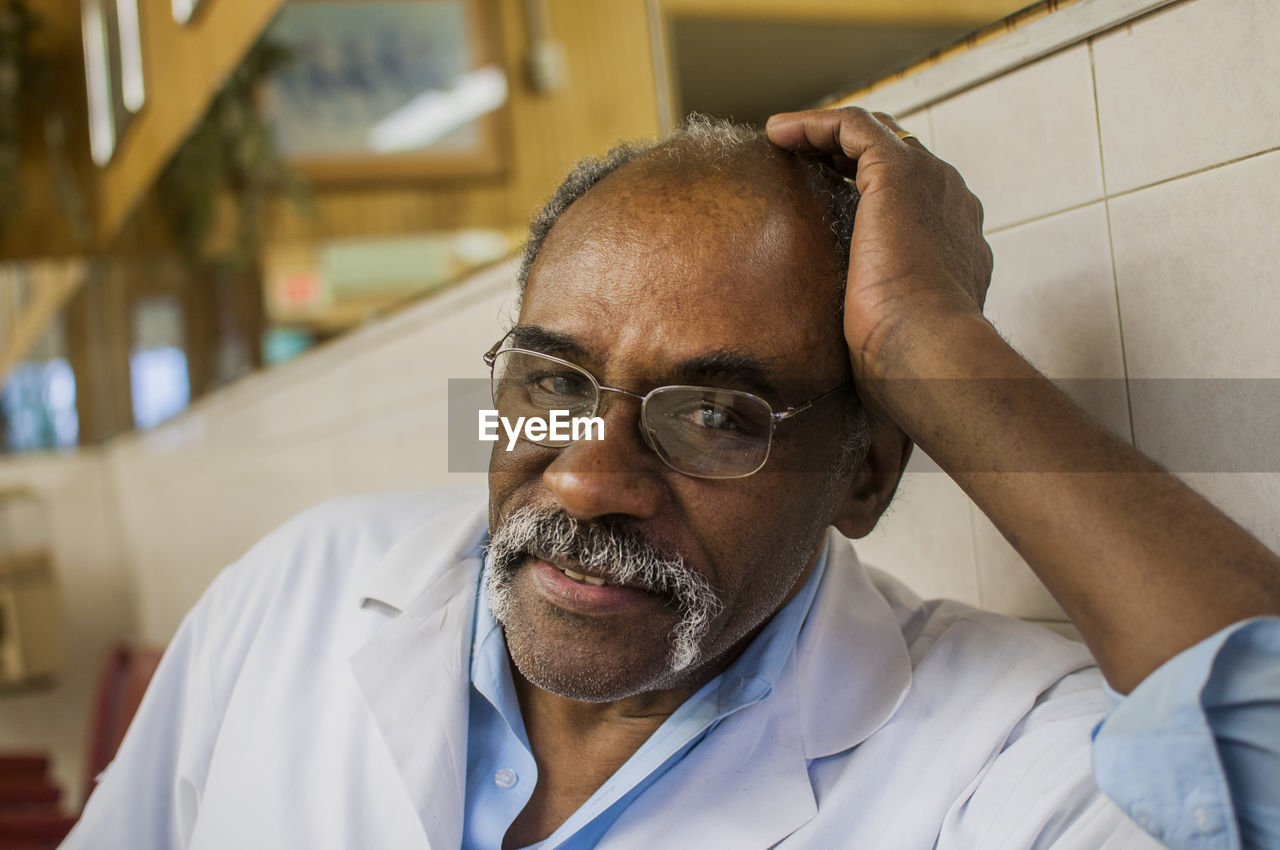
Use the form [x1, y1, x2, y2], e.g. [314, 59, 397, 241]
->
[487, 158, 859, 702]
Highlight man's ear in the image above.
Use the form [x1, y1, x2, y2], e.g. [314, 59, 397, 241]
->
[833, 417, 914, 539]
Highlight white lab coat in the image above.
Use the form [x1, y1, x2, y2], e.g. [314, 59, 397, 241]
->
[63, 488, 1161, 849]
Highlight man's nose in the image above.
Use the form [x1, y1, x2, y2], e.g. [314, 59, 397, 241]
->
[541, 399, 665, 522]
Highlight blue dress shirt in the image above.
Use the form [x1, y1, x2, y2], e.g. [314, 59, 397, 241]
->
[1093, 616, 1280, 850]
[462, 538, 832, 850]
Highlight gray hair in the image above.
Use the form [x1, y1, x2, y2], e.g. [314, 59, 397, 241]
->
[517, 113, 870, 470]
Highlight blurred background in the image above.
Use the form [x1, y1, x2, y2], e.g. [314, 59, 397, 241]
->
[2, 0, 1278, 841]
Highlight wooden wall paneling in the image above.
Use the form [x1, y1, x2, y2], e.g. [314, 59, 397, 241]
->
[64, 267, 134, 444]
[178, 272, 217, 400]
[658, 0, 1026, 25]
[264, 0, 664, 245]
[226, 271, 264, 373]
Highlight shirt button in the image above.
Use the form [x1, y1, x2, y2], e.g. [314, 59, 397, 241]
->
[494, 768, 518, 789]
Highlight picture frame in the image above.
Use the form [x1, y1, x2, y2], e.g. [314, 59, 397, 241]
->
[259, 0, 506, 183]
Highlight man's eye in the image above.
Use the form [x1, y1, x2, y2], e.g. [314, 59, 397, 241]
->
[531, 372, 590, 396]
[687, 403, 746, 432]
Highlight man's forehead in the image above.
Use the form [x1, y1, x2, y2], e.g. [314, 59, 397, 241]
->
[530, 162, 829, 292]
[517, 150, 849, 390]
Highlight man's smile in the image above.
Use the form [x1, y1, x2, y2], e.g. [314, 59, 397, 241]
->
[529, 556, 670, 618]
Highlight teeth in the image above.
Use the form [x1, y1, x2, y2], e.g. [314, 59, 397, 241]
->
[560, 567, 607, 586]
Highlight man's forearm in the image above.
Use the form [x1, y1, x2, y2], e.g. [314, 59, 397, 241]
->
[873, 310, 1280, 693]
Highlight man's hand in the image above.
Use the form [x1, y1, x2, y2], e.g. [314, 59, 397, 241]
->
[766, 107, 993, 391]
[767, 105, 1280, 695]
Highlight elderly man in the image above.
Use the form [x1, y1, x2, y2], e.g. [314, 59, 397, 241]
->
[64, 109, 1279, 850]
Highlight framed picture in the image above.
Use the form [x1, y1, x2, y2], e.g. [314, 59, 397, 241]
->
[260, 0, 506, 182]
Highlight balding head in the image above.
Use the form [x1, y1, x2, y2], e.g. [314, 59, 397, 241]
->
[514, 114, 870, 478]
[518, 114, 859, 313]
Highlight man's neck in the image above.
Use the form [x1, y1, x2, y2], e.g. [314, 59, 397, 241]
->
[502, 668, 703, 848]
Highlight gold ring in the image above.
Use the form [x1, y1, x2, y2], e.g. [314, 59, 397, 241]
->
[895, 129, 918, 143]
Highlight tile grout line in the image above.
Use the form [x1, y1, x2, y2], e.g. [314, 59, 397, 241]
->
[984, 143, 1280, 238]
[982, 197, 1106, 237]
[1088, 37, 1138, 447]
[1105, 143, 1280, 201]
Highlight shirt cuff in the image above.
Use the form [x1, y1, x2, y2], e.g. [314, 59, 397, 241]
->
[1092, 617, 1280, 850]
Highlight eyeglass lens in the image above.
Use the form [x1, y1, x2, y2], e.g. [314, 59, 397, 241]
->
[490, 350, 774, 477]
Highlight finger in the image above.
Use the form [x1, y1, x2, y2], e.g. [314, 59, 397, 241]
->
[766, 106, 901, 160]
[871, 111, 929, 152]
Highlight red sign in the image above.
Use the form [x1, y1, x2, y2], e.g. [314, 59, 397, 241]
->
[272, 273, 323, 310]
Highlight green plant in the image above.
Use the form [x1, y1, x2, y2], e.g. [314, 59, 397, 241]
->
[156, 38, 310, 269]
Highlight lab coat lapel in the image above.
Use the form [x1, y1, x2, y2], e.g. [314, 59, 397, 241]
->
[796, 534, 913, 759]
[604, 532, 914, 848]
[349, 500, 488, 850]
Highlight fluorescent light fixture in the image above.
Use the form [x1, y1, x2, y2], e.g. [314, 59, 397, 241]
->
[172, 0, 195, 24]
[115, 0, 146, 111]
[367, 66, 508, 154]
[81, 0, 115, 165]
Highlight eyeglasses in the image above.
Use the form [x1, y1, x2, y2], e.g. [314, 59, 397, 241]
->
[483, 337, 849, 479]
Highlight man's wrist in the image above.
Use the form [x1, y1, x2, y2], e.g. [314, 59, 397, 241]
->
[851, 308, 1002, 414]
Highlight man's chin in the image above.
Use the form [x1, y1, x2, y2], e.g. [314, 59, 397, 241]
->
[499, 598, 694, 703]
[507, 646, 684, 704]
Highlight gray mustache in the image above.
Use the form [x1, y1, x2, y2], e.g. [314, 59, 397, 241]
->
[486, 506, 723, 671]
[488, 507, 700, 596]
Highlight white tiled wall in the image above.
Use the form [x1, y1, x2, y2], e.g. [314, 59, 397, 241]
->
[1091, 0, 1280, 194]
[929, 44, 1105, 232]
[1108, 148, 1280, 381]
[855, 464, 982, 608]
[855, 0, 1280, 626]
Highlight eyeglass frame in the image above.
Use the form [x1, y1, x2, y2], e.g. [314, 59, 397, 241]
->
[482, 335, 851, 479]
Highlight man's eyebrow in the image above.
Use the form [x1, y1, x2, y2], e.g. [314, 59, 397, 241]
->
[669, 350, 779, 399]
[509, 327, 780, 397]
[509, 325, 590, 360]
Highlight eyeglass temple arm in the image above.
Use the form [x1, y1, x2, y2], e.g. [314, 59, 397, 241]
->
[771, 383, 852, 421]
[483, 331, 517, 366]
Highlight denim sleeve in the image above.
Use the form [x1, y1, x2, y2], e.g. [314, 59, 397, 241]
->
[1092, 617, 1280, 850]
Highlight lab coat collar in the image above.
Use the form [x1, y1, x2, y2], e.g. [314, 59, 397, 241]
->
[350, 500, 912, 848]
[349, 495, 489, 850]
[602, 531, 913, 847]
[794, 530, 914, 759]
[359, 487, 489, 613]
